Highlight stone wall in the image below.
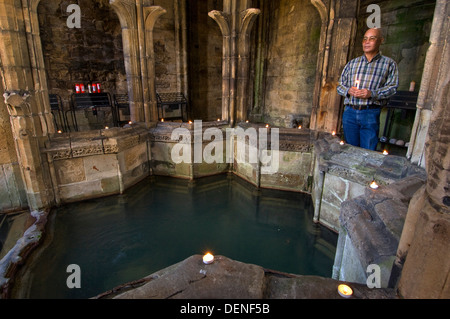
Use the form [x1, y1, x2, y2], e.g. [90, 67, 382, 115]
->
[0, 75, 28, 212]
[312, 133, 426, 232]
[187, 0, 223, 121]
[154, 0, 178, 94]
[252, 0, 321, 128]
[38, 0, 127, 109]
[333, 175, 426, 288]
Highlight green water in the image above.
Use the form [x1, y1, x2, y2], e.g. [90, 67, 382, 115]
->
[18, 175, 337, 299]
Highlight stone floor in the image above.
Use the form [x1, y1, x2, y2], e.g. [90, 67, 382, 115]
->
[94, 255, 397, 299]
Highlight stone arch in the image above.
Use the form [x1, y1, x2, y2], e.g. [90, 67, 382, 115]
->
[253, 0, 321, 128]
[110, 0, 145, 122]
[34, 0, 129, 129]
[31, 0, 146, 125]
[143, 6, 167, 123]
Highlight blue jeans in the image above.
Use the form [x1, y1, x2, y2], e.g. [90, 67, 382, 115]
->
[342, 106, 381, 151]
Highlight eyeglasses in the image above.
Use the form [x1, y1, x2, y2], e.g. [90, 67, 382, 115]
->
[363, 36, 378, 42]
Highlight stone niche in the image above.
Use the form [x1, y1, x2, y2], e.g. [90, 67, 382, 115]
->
[38, 0, 127, 131]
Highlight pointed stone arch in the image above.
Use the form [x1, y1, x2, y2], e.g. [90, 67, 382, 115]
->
[209, 0, 260, 127]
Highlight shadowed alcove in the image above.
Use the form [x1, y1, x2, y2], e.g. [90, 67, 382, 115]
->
[38, 0, 128, 131]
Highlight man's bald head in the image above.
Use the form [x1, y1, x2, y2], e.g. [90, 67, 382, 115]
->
[366, 28, 383, 40]
[363, 28, 383, 58]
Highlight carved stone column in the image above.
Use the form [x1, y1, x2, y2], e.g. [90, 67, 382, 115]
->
[110, 0, 145, 123]
[209, 0, 260, 127]
[396, 0, 450, 299]
[0, 0, 55, 210]
[143, 5, 167, 122]
[310, 0, 358, 133]
[110, 0, 166, 125]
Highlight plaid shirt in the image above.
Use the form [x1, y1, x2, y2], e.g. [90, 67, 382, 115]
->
[337, 53, 399, 107]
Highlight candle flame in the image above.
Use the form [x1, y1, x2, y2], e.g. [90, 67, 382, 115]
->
[203, 253, 214, 265]
[338, 284, 353, 298]
[383, 150, 389, 155]
[340, 140, 345, 145]
[332, 131, 336, 136]
[370, 180, 379, 189]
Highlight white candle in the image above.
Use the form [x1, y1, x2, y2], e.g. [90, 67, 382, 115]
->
[355, 80, 361, 90]
[338, 284, 353, 298]
[370, 180, 379, 189]
[203, 253, 214, 265]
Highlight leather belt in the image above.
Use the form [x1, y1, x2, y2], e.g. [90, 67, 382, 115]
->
[346, 104, 380, 110]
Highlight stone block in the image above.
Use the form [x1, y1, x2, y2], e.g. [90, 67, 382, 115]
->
[0, 163, 27, 212]
[58, 180, 103, 202]
[54, 158, 86, 185]
[83, 154, 118, 182]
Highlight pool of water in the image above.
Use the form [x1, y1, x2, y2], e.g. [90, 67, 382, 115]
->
[14, 174, 337, 299]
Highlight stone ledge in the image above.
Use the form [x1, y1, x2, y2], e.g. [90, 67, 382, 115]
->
[336, 175, 427, 288]
[42, 124, 150, 161]
[93, 255, 397, 299]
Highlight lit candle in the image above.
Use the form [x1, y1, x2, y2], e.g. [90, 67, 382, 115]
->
[355, 79, 360, 90]
[245, 120, 249, 123]
[189, 121, 193, 124]
[217, 118, 221, 122]
[337, 284, 353, 298]
[370, 180, 379, 189]
[161, 118, 164, 122]
[340, 140, 345, 145]
[129, 121, 133, 125]
[298, 125, 302, 129]
[383, 150, 389, 156]
[332, 131, 336, 136]
[57, 130, 62, 134]
[104, 126, 109, 130]
[203, 253, 214, 265]
[265, 124, 270, 128]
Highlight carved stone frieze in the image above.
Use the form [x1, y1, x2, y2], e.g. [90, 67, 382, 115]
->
[72, 145, 104, 158]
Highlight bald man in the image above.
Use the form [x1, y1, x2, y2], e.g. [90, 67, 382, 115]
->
[337, 28, 399, 151]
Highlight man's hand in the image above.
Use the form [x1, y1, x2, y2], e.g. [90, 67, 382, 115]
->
[349, 87, 372, 99]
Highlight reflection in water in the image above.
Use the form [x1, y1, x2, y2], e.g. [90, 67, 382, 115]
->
[15, 174, 337, 299]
